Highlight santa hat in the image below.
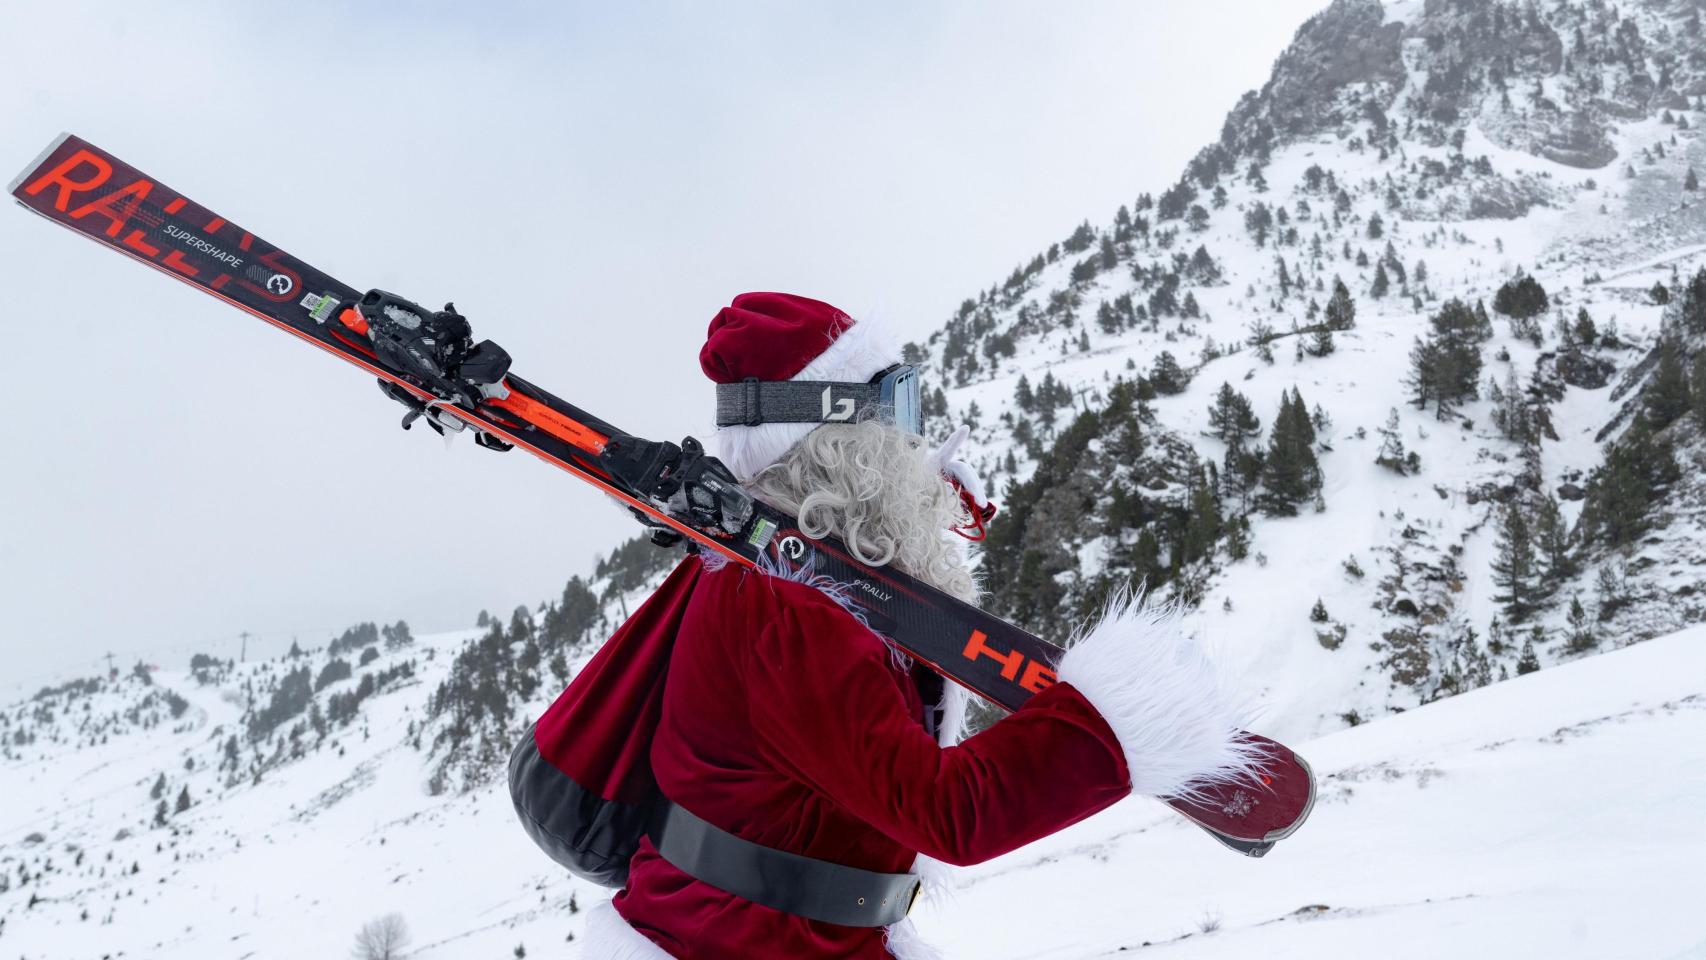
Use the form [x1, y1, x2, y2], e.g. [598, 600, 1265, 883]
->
[701, 292, 899, 482]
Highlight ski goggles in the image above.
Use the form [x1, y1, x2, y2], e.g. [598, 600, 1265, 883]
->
[714, 364, 922, 436]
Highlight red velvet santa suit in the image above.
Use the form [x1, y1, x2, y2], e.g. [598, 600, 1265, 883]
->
[581, 293, 1256, 958]
[608, 559, 1131, 958]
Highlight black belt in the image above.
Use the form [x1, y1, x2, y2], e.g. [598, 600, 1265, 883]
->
[649, 800, 921, 928]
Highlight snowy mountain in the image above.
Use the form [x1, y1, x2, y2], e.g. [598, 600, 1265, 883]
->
[910, 0, 1706, 741]
[9, 0, 1706, 956]
[0, 544, 673, 960]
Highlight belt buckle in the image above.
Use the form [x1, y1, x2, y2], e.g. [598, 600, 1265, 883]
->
[905, 879, 922, 917]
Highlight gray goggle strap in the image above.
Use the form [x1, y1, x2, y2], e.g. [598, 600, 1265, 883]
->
[715, 378, 887, 428]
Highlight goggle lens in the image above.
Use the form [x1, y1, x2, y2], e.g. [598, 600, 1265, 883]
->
[877, 365, 921, 435]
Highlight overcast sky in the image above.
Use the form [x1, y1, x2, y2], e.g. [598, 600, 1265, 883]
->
[0, 0, 1326, 689]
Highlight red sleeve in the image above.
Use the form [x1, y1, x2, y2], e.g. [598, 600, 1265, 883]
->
[744, 587, 1132, 867]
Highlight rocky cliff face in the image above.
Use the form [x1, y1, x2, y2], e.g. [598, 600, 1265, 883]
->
[1220, 0, 1704, 169]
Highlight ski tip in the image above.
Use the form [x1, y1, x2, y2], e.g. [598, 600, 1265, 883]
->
[8, 131, 77, 199]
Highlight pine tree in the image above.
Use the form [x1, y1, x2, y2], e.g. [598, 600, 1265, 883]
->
[1309, 598, 1330, 623]
[1324, 277, 1357, 330]
[1383, 242, 1406, 285]
[1595, 564, 1628, 621]
[1517, 430, 1544, 492]
[1692, 352, 1706, 425]
[1291, 386, 1317, 447]
[154, 799, 169, 827]
[1244, 203, 1273, 246]
[1566, 595, 1595, 653]
[1149, 351, 1188, 395]
[1307, 325, 1335, 357]
[175, 786, 191, 814]
[1429, 298, 1484, 342]
[1516, 635, 1541, 675]
[1374, 407, 1415, 474]
[1580, 418, 1682, 548]
[1179, 466, 1223, 565]
[1434, 306, 1484, 408]
[1457, 627, 1493, 691]
[1490, 499, 1539, 621]
[1367, 212, 1384, 239]
[150, 773, 167, 801]
[1643, 338, 1691, 429]
[1405, 337, 1439, 411]
[1096, 300, 1120, 335]
[1684, 267, 1706, 335]
[1493, 273, 1549, 319]
[1371, 261, 1391, 298]
[1224, 514, 1251, 560]
[1258, 389, 1322, 516]
[1014, 374, 1035, 412]
[1220, 443, 1263, 512]
[1405, 299, 1484, 419]
[1189, 245, 1220, 281]
[1474, 299, 1495, 339]
[1687, 166, 1700, 191]
[1491, 366, 1531, 443]
[1573, 307, 1598, 347]
[1206, 383, 1261, 447]
[1531, 493, 1573, 587]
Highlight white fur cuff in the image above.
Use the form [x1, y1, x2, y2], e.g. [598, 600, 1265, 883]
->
[1055, 595, 1267, 800]
[584, 896, 945, 959]
[582, 902, 673, 959]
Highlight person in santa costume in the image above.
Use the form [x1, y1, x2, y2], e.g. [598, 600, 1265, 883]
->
[580, 293, 1259, 959]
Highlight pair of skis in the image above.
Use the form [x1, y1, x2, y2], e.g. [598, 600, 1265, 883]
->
[10, 134, 1313, 856]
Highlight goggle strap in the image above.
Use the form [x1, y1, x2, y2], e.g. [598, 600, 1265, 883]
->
[715, 378, 887, 427]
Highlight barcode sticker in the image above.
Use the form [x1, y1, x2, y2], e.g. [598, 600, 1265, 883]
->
[299, 292, 339, 323]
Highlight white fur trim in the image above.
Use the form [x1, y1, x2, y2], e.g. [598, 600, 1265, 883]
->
[885, 917, 945, 960]
[581, 902, 673, 959]
[1055, 593, 1268, 801]
[713, 315, 902, 482]
[933, 681, 969, 748]
[910, 853, 957, 906]
[928, 424, 989, 507]
[585, 890, 942, 960]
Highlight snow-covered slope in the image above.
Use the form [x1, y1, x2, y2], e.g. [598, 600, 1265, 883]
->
[0, 542, 675, 959]
[916, 624, 1706, 959]
[6, 613, 1703, 958]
